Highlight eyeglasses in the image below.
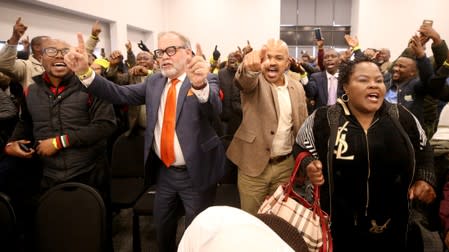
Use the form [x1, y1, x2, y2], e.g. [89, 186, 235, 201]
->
[42, 47, 70, 57]
[153, 46, 186, 58]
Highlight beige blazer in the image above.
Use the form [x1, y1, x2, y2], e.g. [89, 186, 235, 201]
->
[226, 65, 308, 177]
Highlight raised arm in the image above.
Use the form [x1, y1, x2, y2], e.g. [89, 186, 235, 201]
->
[419, 24, 447, 70]
[0, 17, 28, 72]
[344, 34, 364, 60]
[125, 40, 136, 68]
[85, 20, 101, 55]
[234, 47, 267, 93]
[409, 35, 433, 87]
[65, 33, 90, 76]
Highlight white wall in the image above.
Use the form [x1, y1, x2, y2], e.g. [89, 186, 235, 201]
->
[0, 0, 163, 56]
[0, 0, 280, 60]
[2, 0, 447, 61]
[0, 0, 111, 53]
[160, 0, 281, 59]
[33, 0, 163, 53]
[351, 0, 449, 60]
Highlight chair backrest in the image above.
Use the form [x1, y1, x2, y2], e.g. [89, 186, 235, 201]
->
[111, 133, 145, 177]
[0, 192, 17, 250]
[35, 182, 106, 252]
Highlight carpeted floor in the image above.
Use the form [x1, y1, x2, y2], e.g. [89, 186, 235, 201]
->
[112, 209, 155, 252]
[112, 183, 240, 252]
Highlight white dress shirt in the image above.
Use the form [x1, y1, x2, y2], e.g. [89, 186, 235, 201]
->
[270, 76, 293, 158]
[326, 71, 339, 105]
[80, 71, 210, 166]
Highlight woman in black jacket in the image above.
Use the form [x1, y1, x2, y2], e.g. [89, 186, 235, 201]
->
[295, 57, 437, 251]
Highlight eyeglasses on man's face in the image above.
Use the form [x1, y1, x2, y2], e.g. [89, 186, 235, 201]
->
[42, 47, 70, 57]
[153, 46, 186, 58]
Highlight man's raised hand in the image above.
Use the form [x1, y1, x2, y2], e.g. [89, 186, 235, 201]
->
[243, 46, 267, 72]
[9, 17, 28, 45]
[344, 34, 359, 48]
[242, 40, 253, 55]
[91, 20, 101, 37]
[187, 43, 209, 88]
[64, 33, 90, 75]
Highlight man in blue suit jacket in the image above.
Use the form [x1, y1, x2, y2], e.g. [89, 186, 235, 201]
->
[304, 48, 342, 112]
[65, 31, 226, 252]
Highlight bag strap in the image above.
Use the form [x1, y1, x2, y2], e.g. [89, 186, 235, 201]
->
[289, 151, 314, 188]
[284, 151, 321, 206]
[285, 151, 312, 194]
[289, 151, 333, 252]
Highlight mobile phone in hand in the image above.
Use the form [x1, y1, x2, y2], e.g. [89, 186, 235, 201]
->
[314, 28, 323, 41]
[19, 143, 31, 152]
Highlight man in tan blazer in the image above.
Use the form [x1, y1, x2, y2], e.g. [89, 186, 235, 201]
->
[227, 39, 308, 214]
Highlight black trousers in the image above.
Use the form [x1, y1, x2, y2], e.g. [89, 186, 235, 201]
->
[154, 164, 216, 252]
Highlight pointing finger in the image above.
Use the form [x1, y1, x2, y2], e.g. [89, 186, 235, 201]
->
[195, 43, 203, 58]
[16, 17, 22, 25]
[76, 32, 85, 51]
[247, 40, 250, 46]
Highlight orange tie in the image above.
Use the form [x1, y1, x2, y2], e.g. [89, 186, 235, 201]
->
[160, 79, 180, 167]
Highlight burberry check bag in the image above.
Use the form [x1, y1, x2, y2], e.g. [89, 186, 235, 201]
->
[258, 152, 332, 252]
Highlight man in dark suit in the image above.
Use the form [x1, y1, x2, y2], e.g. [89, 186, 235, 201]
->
[304, 48, 342, 112]
[64, 31, 226, 252]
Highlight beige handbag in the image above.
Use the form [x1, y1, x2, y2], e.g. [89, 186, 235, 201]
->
[258, 151, 333, 252]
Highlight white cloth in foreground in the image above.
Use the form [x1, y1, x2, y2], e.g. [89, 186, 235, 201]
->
[177, 206, 294, 252]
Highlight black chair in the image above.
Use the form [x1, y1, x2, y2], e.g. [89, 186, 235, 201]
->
[35, 182, 106, 252]
[132, 186, 156, 252]
[213, 183, 240, 208]
[110, 134, 146, 211]
[0, 192, 17, 251]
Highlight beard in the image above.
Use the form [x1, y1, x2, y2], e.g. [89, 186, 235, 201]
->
[160, 60, 185, 78]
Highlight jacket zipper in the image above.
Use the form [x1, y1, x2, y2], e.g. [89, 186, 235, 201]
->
[363, 117, 379, 217]
[364, 131, 370, 216]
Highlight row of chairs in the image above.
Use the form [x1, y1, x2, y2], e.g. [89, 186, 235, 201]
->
[109, 133, 155, 252]
[0, 134, 150, 252]
[0, 133, 240, 252]
[0, 182, 106, 252]
[0, 192, 17, 251]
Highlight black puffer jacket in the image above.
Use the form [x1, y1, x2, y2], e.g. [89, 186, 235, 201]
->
[0, 80, 22, 160]
[10, 73, 116, 181]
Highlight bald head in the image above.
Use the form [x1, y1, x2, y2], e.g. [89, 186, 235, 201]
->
[265, 39, 288, 55]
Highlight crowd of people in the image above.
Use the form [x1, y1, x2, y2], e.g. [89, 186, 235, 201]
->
[1, 16, 449, 252]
